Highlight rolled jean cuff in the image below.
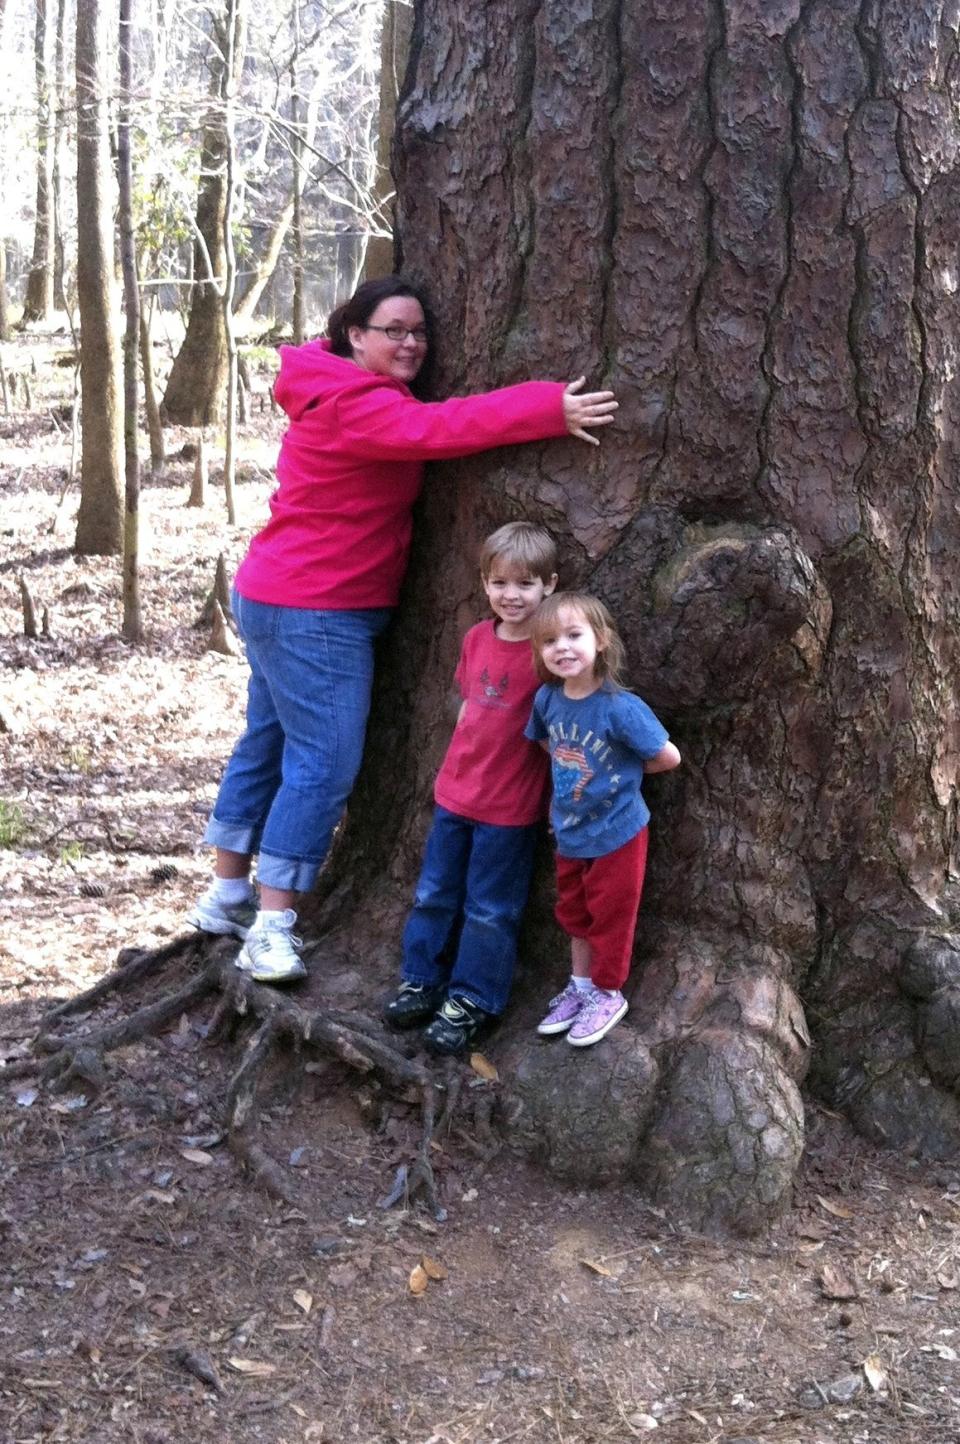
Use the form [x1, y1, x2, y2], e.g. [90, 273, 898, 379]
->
[256, 849, 321, 893]
[203, 816, 261, 855]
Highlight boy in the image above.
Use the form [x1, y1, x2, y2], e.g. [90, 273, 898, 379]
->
[383, 521, 558, 1054]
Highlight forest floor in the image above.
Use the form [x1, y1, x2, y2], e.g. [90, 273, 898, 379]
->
[2, 328, 960, 1444]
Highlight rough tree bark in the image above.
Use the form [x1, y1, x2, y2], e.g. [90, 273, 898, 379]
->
[298, 0, 960, 1234]
[74, 0, 123, 557]
[161, 1, 246, 426]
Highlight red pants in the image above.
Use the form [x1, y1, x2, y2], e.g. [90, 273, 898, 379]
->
[554, 828, 649, 991]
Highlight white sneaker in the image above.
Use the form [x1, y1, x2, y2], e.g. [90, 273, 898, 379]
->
[187, 886, 257, 939]
[235, 909, 306, 984]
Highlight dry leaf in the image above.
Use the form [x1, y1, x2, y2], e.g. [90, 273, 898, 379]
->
[180, 1148, 214, 1167]
[293, 1289, 313, 1315]
[817, 1195, 854, 1220]
[143, 1188, 176, 1205]
[819, 1263, 859, 1300]
[469, 1052, 499, 1082]
[409, 1264, 429, 1296]
[863, 1354, 889, 1392]
[580, 1258, 613, 1278]
[421, 1256, 447, 1281]
[937, 1271, 958, 1291]
[227, 1357, 277, 1377]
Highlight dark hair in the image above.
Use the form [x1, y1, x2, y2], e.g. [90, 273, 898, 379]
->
[326, 275, 435, 396]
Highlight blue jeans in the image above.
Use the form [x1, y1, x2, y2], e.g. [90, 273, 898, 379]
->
[204, 592, 391, 891]
[400, 805, 538, 1016]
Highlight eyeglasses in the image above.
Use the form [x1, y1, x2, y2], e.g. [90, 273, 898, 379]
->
[363, 323, 429, 344]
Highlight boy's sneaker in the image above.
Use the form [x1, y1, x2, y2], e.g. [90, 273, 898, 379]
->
[567, 989, 628, 1047]
[235, 910, 306, 984]
[423, 995, 491, 1056]
[187, 886, 257, 940]
[536, 981, 589, 1036]
[383, 982, 445, 1030]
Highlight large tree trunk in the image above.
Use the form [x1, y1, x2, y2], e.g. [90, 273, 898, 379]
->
[22, 0, 55, 323]
[161, 2, 246, 426]
[74, 0, 122, 556]
[314, 2, 960, 1234]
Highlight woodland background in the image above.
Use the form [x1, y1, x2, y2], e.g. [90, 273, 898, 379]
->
[3, 1, 960, 1441]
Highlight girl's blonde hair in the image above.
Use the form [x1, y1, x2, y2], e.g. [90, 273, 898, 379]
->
[530, 592, 627, 688]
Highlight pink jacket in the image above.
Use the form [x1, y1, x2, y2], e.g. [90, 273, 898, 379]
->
[235, 341, 568, 610]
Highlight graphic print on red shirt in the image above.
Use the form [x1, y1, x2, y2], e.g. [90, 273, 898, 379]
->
[434, 619, 549, 828]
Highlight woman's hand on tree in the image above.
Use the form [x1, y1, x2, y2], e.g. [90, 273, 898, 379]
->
[563, 376, 618, 445]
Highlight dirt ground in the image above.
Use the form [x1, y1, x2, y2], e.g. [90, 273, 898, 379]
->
[2, 331, 960, 1444]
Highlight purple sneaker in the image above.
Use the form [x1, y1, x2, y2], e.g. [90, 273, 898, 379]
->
[567, 989, 628, 1047]
[537, 982, 589, 1036]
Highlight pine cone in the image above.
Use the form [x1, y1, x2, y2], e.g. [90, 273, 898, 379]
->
[150, 863, 178, 884]
[79, 880, 105, 898]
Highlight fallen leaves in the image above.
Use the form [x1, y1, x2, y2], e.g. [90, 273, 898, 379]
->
[180, 1147, 215, 1166]
[227, 1357, 278, 1377]
[409, 1255, 448, 1296]
[469, 1052, 499, 1082]
[580, 1258, 613, 1278]
[818, 1263, 859, 1301]
[863, 1354, 889, 1392]
[817, 1195, 854, 1220]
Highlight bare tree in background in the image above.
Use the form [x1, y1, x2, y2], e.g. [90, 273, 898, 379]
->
[22, 0, 55, 322]
[74, 0, 122, 556]
[161, 0, 247, 426]
[118, 0, 142, 638]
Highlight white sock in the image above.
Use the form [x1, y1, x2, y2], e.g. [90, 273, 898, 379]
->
[253, 907, 297, 932]
[210, 876, 254, 905]
[571, 975, 593, 992]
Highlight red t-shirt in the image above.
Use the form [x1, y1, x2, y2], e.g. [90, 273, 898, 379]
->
[434, 620, 550, 827]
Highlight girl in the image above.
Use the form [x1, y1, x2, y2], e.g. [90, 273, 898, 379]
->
[525, 593, 680, 1046]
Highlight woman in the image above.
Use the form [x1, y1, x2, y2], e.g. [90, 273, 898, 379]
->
[188, 275, 618, 983]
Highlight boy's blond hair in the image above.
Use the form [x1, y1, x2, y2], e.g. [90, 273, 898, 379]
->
[529, 591, 627, 688]
[479, 521, 558, 583]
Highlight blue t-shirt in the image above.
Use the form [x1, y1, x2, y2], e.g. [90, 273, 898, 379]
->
[525, 685, 669, 859]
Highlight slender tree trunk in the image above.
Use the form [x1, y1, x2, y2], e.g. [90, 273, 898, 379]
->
[314, 0, 960, 1235]
[51, 0, 68, 304]
[289, 31, 305, 347]
[74, 0, 122, 557]
[0, 241, 9, 342]
[220, 0, 240, 525]
[233, 194, 294, 326]
[139, 291, 165, 473]
[363, 0, 412, 281]
[161, 0, 246, 426]
[0, 0, 10, 339]
[118, 0, 142, 640]
[23, 0, 55, 323]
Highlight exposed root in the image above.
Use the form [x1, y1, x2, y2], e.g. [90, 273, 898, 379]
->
[28, 933, 485, 1219]
[40, 934, 210, 1025]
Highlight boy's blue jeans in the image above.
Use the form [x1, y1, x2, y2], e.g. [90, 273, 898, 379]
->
[203, 592, 391, 891]
[400, 805, 538, 1016]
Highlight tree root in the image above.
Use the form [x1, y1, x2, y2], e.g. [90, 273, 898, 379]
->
[27, 934, 482, 1218]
